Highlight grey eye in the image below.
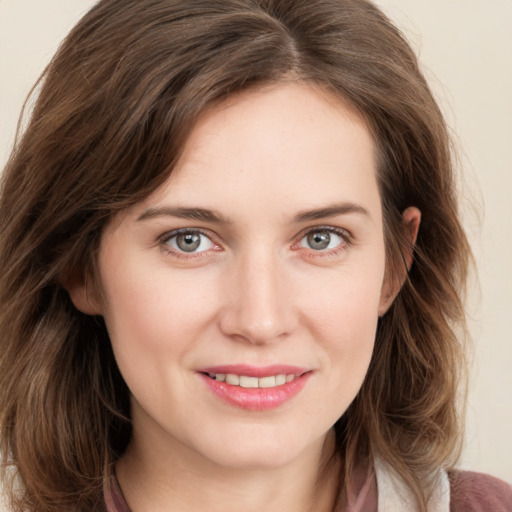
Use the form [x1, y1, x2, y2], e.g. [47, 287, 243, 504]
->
[167, 231, 214, 253]
[176, 233, 201, 252]
[307, 230, 330, 250]
[300, 229, 344, 251]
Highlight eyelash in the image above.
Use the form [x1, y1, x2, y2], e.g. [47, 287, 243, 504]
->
[159, 228, 220, 260]
[294, 226, 352, 258]
[158, 226, 352, 260]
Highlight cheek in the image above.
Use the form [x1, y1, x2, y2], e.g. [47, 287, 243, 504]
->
[302, 260, 384, 334]
[319, 285, 379, 370]
[298, 263, 384, 396]
[99, 255, 221, 368]
[98, 262, 221, 414]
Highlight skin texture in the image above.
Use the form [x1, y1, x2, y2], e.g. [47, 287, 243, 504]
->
[70, 82, 420, 512]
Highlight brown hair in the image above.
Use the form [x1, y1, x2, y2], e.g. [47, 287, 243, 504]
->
[0, 0, 470, 510]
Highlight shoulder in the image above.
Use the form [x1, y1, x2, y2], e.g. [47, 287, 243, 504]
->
[449, 470, 512, 512]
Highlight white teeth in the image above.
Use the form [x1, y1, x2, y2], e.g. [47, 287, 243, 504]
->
[239, 376, 259, 388]
[225, 374, 240, 385]
[275, 374, 286, 385]
[258, 376, 276, 388]
[213, 373, 296, 388]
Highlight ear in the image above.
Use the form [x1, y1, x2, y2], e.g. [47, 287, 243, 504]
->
[63, 271, 103, 316]
[378, 206, 421, 316]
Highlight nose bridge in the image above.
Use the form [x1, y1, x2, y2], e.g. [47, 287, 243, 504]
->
[220, 244, 295, 344]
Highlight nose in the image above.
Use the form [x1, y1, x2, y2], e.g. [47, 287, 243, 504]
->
[218, 249, 297, 345]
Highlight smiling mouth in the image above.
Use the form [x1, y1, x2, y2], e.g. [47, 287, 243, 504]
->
[205, 373, 297, 388]
[198, 365, 312, 411]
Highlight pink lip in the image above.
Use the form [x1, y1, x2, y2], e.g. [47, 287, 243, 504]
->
[197, 364, 312, 412]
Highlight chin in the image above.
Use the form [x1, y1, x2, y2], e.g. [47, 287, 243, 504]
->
[207, 447, 302, 471]
[194, 426, 327, 471]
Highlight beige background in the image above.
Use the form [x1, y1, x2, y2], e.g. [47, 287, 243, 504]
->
[1, 0, 511, 483]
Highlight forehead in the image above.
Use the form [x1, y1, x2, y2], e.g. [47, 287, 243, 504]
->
[140, 81, 380, 223]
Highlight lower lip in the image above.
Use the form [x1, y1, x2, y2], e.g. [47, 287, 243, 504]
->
[200, 373, 311, 411]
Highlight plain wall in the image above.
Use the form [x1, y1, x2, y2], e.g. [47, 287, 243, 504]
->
[1, 0, 511, 483]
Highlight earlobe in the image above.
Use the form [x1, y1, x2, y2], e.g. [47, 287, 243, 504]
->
[378, 206, 421, 316]
[63, 273, 103, 316]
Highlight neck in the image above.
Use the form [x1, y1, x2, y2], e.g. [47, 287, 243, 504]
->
[116, 428, 341, 512]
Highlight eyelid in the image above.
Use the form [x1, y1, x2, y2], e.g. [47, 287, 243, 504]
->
[292, 225, 353, 255]
[160, 227, 205, 243]
[296, 225, 353, 242]
[159, 227, 222, 258]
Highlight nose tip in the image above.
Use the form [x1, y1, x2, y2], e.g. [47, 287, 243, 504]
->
[229, 313, 289, 345]
[218, 258, 297, 345]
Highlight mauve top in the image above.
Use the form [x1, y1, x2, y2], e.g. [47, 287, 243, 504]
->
[104, 470, 512, 512]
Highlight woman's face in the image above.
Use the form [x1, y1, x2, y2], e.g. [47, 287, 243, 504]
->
[75, 82, 395, 470]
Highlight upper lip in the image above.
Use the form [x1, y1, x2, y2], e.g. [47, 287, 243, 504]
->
[197, 364, 310, 378]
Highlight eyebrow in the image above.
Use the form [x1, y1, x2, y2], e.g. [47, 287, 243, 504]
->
[137, 202, 370, 224]
[137, 206, 232, 224]
[292, 202, 370, 223]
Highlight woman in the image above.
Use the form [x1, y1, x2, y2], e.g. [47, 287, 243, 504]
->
[0, 0, 510, 511]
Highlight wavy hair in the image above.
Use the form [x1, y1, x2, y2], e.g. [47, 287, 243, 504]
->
[0, 0, 470, 510]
